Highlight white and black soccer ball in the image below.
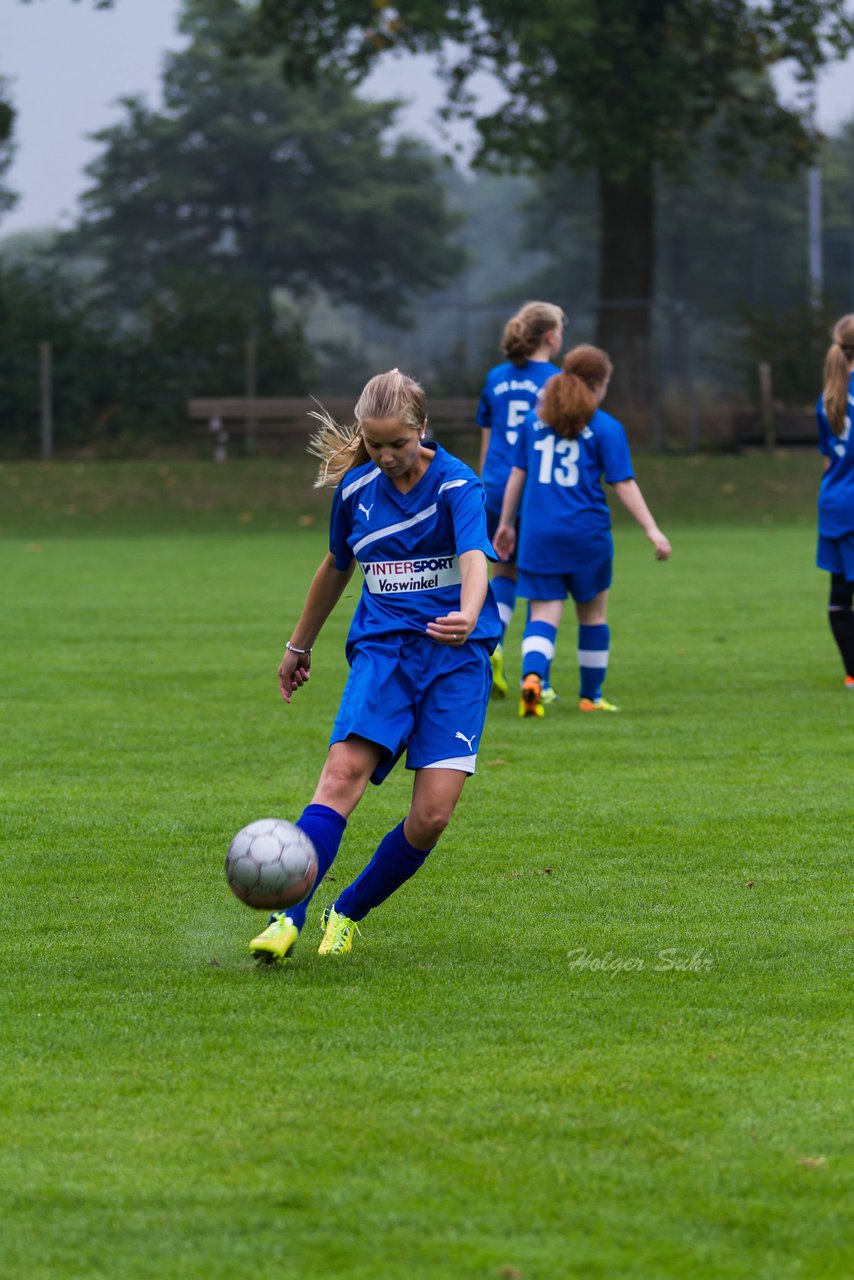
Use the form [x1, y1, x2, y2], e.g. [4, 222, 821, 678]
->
[225, 818, 318, 910]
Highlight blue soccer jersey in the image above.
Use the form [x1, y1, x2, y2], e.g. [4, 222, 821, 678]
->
[476, 359, 561, 513]
[329, 442, 502, 658]
[817, 373, 854, 539]
[511, 408, 634, 574]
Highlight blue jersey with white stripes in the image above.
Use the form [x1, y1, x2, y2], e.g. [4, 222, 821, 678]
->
[512, 408, 634, 574]
[329, 442, 501, 657]
[476, 359, 561, 512]
[817, 372, 854, 539]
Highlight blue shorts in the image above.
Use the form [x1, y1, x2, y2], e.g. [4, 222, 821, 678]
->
[330, 634, 493, 785]
[485, 503, 518, 566]
[517, 557, 612, 604]
[817, 532, 854, 580]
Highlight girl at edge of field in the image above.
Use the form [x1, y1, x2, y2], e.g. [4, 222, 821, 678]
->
[493, 345, 671, 717]
[249, 369, 501, 963]
[476, 300, 564, 700]
[816, 314, 854, 688]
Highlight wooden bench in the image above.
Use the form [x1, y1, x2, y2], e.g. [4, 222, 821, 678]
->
[732, 409, 817, 451]
[187, 397, 479, 459]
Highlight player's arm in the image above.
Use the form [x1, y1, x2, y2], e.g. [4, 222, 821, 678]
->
[426, 550, 489, 646]
[493, 466, 526, 560]
[478, 427, 491, 476]
[278, 553, 356, 702]
[611, 479, 671, 560]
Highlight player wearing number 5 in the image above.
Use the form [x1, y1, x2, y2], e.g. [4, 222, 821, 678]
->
[476, 301, 564, 697]
[493, 345, 671, 717]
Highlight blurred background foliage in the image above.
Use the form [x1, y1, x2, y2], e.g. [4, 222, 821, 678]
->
[1, 0, 853, 455]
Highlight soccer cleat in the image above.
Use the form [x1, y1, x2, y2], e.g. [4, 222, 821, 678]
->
[318, 905, 360, 956]
[541, 684, 560, 705]
[519, 672, 544, 718]
[845, 676, 854, 689]
[249, 912, 299, 965]
[490, 644, 510, 698]
[579, 696, 619, 712]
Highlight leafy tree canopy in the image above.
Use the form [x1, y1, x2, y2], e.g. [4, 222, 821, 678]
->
[247, 0, 854, 179]
[241, 1, 853, 416]
[0, 74, 18, 222]
[71, 0, 462, 321]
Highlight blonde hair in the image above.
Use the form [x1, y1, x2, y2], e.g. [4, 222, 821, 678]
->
[501, 301, 565, 367]
[539, 345, 614, 440]
[308, 369, 428, 488]
[823, 314, 854, 436]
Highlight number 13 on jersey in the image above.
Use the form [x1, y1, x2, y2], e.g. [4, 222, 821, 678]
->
[534, 435, 580, 487]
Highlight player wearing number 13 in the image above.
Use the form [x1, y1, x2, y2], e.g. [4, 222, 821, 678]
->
[494, 345, 671, 715]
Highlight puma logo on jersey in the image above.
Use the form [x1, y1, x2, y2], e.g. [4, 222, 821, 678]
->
[455, 731, 476, 752]
[358, 502, 374, 520]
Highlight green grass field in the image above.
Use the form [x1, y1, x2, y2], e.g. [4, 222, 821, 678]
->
[1, 457, 851, 1279]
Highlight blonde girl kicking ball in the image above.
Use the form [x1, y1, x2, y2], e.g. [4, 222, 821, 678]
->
[249, 370, 501, 962]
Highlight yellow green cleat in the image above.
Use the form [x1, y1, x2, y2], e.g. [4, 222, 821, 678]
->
[579, 696, 619, 712]
[490, 644, 510, 698]
[249, 913, 299, 965]
[318, 905, 360, 956]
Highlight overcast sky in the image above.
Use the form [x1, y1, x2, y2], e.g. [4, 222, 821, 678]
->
[2, 0, 853, 237]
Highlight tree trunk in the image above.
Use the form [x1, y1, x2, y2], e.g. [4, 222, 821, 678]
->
[596, 163, 655, 433]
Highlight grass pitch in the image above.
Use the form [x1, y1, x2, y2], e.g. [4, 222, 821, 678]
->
[1, 457, 851, 1279]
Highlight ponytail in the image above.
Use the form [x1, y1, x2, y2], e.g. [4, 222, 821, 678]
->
[539, 345, 614, 440]
[501, 301, 564, 367]
[823, 315, 854, 436]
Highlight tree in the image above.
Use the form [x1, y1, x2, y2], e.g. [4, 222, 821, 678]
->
[71, 0, 462, 326]
[0, 74, 18, 223]
[246, 0, 854, 416]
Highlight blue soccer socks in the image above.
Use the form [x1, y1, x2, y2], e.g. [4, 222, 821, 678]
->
[577, 623, 609, 702]
[491, 575, 517, 643]
[521, 619, 557, 686]
[286, 803, 348, 932]
[333, 820, 433, 923]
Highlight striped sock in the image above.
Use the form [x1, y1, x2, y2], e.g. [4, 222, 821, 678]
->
[491, 576, 517, 642]
[522, 620, 557, 685]
[578, 624, 609, 701]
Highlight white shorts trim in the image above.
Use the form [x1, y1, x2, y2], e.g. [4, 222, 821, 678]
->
[420, 754, 477, 774]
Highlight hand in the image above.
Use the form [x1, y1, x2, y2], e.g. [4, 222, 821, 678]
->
[278, 647, 311, 703]
[493, 524, 516, 561]
[648, 529, 671, 561]
[425, 610, 474, 646]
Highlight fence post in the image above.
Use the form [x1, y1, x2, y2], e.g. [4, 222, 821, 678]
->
[244, 326, 258, 456]
[39, 340, 53, 459]
[684, 306, 699, 454]
[758, 361, 775, 453]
